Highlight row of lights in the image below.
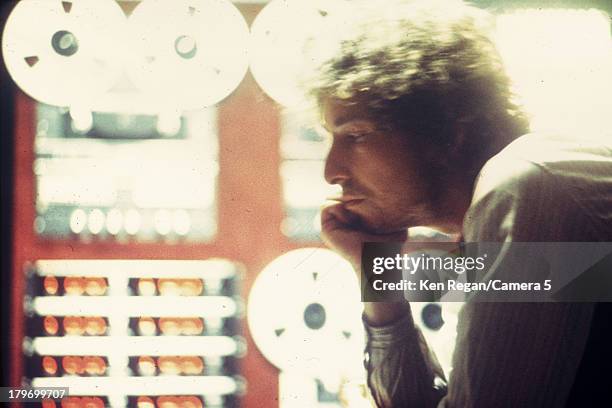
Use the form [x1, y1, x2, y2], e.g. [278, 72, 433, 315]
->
[134, 396, 203, 408]
[44, 276, 108, 296]
[43, 315, 107, 336]
[42, 397, 105, 408]
[44, 276, 210, 297]
[43, 315, 209, 337]
[42, 395, 206, 408]
[65, 208, 192, 236]
[135, 278, 204, 297]
[42, 355, 107, 376]
[136, 356, 205, 376]
[67, 108, 183, 136]
[136, 317, 204, 337]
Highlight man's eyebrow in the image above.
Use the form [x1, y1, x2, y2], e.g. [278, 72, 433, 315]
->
[335, 115, 373, 127]
[329, 117, 377, 131]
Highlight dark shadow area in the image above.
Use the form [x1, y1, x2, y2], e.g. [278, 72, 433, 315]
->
[0, 0, 17, 388]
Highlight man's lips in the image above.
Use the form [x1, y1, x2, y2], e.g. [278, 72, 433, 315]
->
[327, 195, 365, 204]
[343, 199, 364, 208]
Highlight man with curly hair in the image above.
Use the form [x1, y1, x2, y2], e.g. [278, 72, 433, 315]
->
[306, 1, 612, 406]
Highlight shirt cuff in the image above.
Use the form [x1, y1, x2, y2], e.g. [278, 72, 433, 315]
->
[362, 312, 417, 349]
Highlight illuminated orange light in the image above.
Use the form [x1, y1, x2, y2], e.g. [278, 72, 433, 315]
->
[179, 356, 204, 375]
[137, 396, 155, 408]
[44, 276, 59, 295]
[138, 317, 157, 336]
[179, 318, 204, 336]
[159, 318, 180, 336]
[84, 277, 107, 296]
[42, 399, 57, 408]
[80, 397, 95, 408]
[156, 396, 179, 408]
[84, 317, 107, 336]
[42, 356, 58, 375]
[138, 278, 157, 296]
[158, 356, 181, 375]
[44, 315, 59, 335]
[179, 279, 203, 296]
[83, 356, 106, 375]
[81, 397, 104, 408]
[62, 356, 84, 375]
[64, 276, 85, 296]
[158, 279, 180, 296]
[61, 396, 81, 408]
[178, 396, 202, 408]
[63, 316, 85, 336]
[138, 356, 157, 376]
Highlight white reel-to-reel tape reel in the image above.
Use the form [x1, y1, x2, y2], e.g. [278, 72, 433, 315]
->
[126, 0, 250, 110]
[2, 0, 250, 111]
[249, 0, 351, 108]
[2, 0, 127, 108]
[247, 248, 365, 382]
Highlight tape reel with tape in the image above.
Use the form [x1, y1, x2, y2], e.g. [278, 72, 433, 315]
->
[247, 248, 364, 379]
[2, 0, 127, 107]
[126, 0, 250, 110]
[250, 0, 351, 107]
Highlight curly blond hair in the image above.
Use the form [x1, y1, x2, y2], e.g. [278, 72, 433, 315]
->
[306, 0, 529, 170]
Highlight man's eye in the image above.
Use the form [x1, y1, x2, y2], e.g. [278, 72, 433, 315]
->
[346, 133, 368, 143]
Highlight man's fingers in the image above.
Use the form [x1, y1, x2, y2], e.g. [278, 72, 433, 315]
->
[321, 203, 359, 228]
[321, 203, 408, 243]
[320, 203, 409, 270]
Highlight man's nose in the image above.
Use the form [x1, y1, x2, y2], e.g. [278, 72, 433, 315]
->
[324, 142, 350, 185]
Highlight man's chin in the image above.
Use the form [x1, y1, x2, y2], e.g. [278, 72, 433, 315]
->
[345, 205, 412, 234]
[356, 215, 408, 235]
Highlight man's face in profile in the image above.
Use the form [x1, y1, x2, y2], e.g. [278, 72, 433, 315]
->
[322, 98, 436, 234]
